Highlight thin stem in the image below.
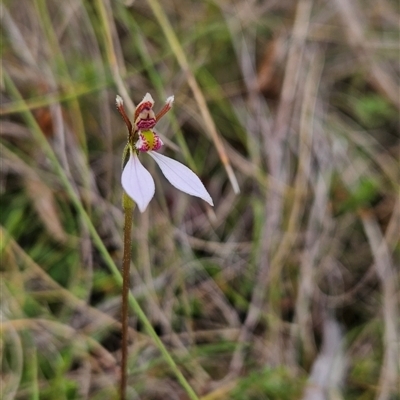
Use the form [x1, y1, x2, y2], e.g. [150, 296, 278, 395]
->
[120, 200, 133, 400]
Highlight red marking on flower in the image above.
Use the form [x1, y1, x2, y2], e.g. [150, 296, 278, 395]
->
[137, 142, 150, 152]
[136, 132, 163, 152]
[152, 135, 162, 150]
[137, 118, 156, 130]
[134, 102, 153, 122]
[135, 104, 157, 130]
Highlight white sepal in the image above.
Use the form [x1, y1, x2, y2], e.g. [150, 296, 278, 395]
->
[121, 151, 155, 212]
[140, 93, 154, 106]
[148, 151, 214, 206]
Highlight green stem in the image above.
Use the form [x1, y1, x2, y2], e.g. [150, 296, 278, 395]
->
[120, 196, 133, 400]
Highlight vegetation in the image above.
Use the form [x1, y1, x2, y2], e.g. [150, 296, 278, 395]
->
[1, 0, 399, 399]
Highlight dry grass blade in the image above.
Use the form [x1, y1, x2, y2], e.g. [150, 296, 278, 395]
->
[94, 0, 136, 115]
[146, 0, 240, 194]
[334, 0, 400, 109]
[360, 210, 399, 400]
[24, 178, 67, 243]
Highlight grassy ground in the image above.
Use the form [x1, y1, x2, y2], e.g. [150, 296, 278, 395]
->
[1, 0, 399, 399]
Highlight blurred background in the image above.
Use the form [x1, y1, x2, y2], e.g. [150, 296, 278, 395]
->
[1, 0, 399, 399]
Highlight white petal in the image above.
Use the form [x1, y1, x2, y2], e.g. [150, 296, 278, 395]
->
[121, 152, 155, 212]
[148, 151, 214, 206]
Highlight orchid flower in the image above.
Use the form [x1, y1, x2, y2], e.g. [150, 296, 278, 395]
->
[116, 93, 214, 212]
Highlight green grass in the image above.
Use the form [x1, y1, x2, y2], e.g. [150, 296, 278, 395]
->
[1, 0, 399, 399]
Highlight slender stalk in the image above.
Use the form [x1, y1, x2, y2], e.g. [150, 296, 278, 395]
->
[120, 194, 134, 400]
